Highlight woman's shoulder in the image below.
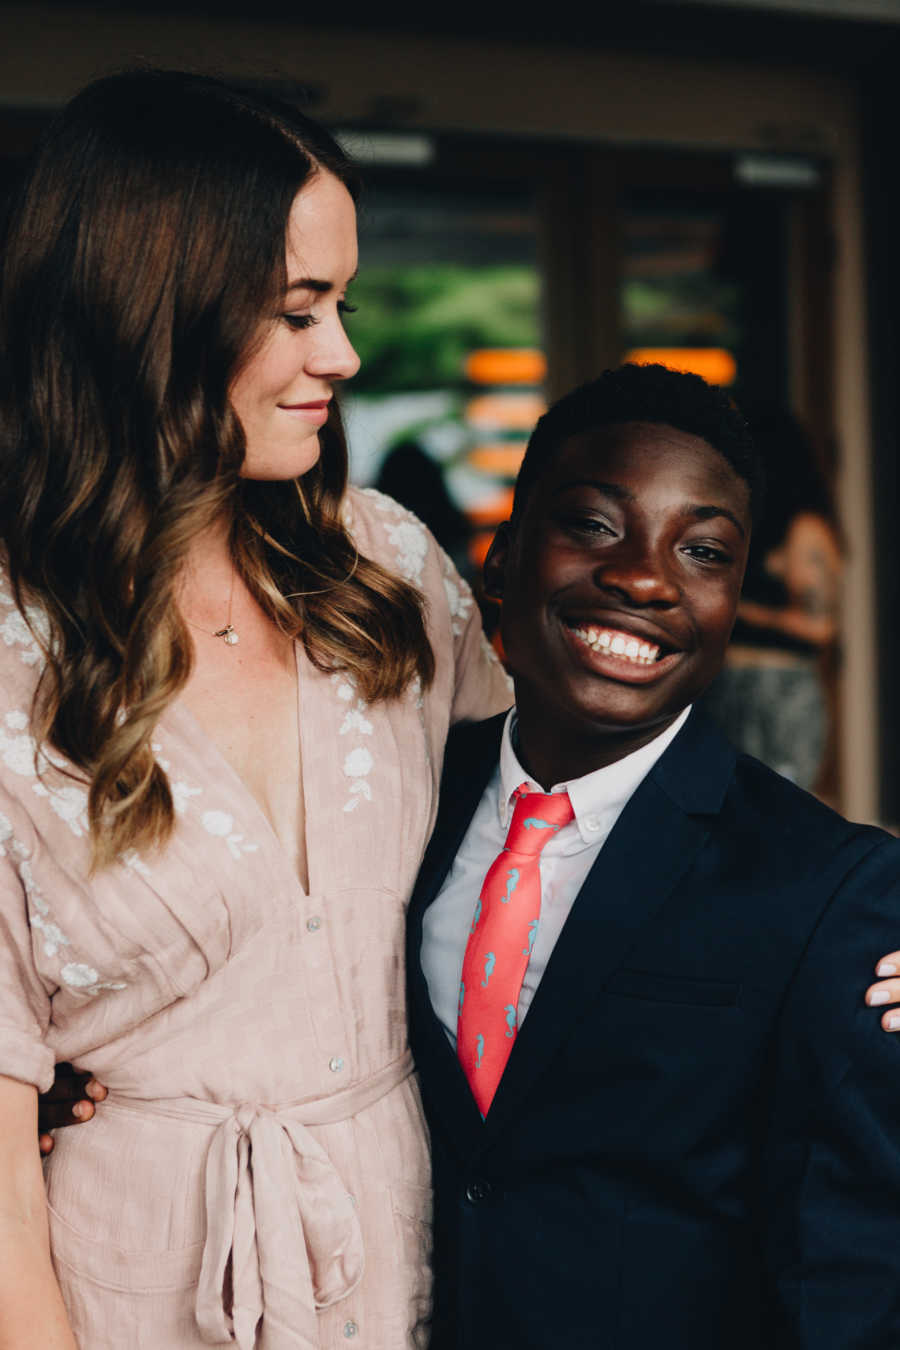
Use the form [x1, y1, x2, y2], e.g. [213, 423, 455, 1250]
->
[0, 564, 45, 694]
[342, 484, 446, 596]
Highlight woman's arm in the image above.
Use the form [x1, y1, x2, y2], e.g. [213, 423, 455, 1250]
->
[0, 1075, 77, 1349]
[738, 512, 842, 647]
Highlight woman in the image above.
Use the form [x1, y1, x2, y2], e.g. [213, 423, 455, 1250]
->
[702, 406, 842, 793]
[0, 70, 511, 1348]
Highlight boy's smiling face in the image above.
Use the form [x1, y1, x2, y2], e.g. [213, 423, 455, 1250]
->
[486, 419, 751, 786]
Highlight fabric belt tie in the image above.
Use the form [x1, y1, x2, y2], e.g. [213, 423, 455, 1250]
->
[103, 1050, 414, 1350]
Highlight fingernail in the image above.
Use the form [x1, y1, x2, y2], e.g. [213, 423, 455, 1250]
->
[86, 1080, 101, 1099]
[878, 962, 897, 976]
[869, 990, 892, 1005]
[886, 1013, 900, 1031]
[72, 1101, 91, 1120]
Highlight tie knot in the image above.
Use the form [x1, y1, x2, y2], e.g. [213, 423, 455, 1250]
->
[504, 786, 574, 856]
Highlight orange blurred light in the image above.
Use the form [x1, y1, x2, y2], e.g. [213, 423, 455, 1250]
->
[469, 528, 498, 569]
[464, 348, 547, 386]
[466, 487, 515, 526]
[624, 348, 737, 387]
[466, 393, 546, 430]
[467, 444, 527, 477]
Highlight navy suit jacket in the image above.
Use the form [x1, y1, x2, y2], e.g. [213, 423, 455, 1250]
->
[407, 708, 900, 1349]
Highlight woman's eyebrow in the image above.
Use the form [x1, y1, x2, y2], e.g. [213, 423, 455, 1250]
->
[285, 270, 358, 295]
[285, 277, 332, 294]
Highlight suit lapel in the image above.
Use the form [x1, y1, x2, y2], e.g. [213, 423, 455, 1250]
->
[482, 709, 736, 1138]
[407, 715, 508, 1153]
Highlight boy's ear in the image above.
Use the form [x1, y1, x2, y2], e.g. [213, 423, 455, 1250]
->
[483, 521, 513, 599]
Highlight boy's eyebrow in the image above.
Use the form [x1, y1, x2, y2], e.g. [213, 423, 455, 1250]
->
[690, 504, 747, 538]
[555, 480, 746, 537]
[557, 479, 633, 501]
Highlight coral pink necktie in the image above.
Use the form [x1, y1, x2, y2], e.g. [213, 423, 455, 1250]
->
[457, 784, 575, 1117]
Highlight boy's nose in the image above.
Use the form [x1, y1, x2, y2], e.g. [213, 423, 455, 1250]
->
[592, 551, 680, 607]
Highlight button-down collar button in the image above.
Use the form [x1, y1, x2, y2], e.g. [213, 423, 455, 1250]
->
[329, 1056, 345, 1073]
[306, 916, 322, 932]
[343, 1321, 358, 1338]
[584, 814, 602, 832]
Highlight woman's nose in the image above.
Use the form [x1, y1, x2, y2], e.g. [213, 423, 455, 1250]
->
[307, 316, 361, 382]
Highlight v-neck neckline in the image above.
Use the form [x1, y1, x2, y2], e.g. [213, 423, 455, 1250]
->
[166, 642, 311, 900]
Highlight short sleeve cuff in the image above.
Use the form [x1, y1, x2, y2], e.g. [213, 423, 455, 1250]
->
[0, 1023, 54, 1093]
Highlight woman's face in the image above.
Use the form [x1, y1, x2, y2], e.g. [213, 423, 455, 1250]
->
[231, 170, 360, 481]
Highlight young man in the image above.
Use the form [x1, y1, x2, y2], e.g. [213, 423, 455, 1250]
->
[407, 364, 900, 1348]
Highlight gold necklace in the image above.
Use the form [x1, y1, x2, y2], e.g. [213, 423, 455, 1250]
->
[186, 569, 239, 647]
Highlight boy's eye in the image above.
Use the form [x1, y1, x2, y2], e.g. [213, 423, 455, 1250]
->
[682, 543, 730, 563]
[558, 513, 615, 538]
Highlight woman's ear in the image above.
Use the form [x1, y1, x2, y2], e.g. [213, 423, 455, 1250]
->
[483, 521, 512, 600]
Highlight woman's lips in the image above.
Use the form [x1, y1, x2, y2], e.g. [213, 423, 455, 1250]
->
[278, 399, 330, 424]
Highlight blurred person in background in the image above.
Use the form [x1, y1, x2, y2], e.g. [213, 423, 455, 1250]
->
[703, 404, 842, 791]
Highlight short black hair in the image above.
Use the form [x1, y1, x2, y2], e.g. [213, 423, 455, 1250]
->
[512, 363, 763, 520]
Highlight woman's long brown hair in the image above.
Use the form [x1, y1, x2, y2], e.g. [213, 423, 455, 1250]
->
[0, 69, 434, 868]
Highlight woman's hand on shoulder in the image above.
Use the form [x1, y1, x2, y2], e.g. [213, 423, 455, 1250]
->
[866, 953, 900, 1031]
[37, 1063, 107, 1155]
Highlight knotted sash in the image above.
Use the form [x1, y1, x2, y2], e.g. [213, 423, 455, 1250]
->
[101, 1051, 413, 1349]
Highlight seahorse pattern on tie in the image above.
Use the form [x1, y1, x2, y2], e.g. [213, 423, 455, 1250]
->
[457, 783, 575, 1116]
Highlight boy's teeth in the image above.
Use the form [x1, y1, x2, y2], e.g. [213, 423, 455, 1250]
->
[572, 624, 662, 666]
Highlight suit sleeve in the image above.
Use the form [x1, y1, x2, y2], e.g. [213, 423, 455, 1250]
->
[764, 834, 900, 1346]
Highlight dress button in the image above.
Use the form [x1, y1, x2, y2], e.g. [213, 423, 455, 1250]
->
[343, 1321, 358, 1338]
[306, 916, 322, 932]
[584, 814, 601, 832]
[329, 1056, 344, 1073]
[465, 1178, 493, 1204]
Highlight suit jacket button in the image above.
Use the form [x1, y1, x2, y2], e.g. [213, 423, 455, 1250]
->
[465, 1178, 492, 1204]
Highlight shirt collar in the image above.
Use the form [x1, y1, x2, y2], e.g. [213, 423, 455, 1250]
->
[497, 705, 692, 843]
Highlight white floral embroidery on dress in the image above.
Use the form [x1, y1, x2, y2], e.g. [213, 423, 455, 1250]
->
[440, 549, 475, 638]
[0, 711, 91, 838]
[479, 628, 511, 685]
[15, 851, 126, 994]
[0, 584, 49, 667]
[360, 488, 429, 587]
[331, 674, 375, 812]
[172, 780, 203, 816]
[119, 848, 153, 880]
[0, 812, 11, 857]
[201, 809, 260, 860]
[149, 734, 260, 861]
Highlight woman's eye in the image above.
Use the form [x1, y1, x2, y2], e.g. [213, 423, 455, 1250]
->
[282, 312, 318, 330]
[338, 300, 358, 317]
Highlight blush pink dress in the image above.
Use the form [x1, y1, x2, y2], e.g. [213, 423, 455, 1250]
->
[0, 487, 512, 1349]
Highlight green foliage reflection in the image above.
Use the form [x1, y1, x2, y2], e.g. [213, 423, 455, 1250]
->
[345, 264, 540, 394]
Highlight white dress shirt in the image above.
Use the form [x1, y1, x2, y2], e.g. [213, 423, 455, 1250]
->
[421, 705, 691, 1049]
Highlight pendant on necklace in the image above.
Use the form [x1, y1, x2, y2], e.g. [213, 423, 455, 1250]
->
[214, 624, 239, 646]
